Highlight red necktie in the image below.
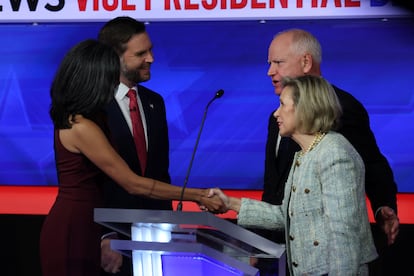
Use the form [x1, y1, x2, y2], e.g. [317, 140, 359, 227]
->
[127, 89, 147, 174]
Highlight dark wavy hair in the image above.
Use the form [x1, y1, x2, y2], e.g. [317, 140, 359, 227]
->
[98, 16, 146, 56]
[49, 39, 120, 129]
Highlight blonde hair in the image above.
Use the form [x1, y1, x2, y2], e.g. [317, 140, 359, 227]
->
[281, 75, 342, 134]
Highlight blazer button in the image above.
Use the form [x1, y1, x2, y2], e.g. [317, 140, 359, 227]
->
[304, 188, 310, 193]
[289, 235, 295, 241]
[292, 186, 296, 192]
[292, 262, 298, 267]
[313, 240, 319, 246]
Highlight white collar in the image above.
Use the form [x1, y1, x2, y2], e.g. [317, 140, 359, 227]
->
[115, 83, 137, 100]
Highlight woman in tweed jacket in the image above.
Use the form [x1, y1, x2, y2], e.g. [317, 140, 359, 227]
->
[211, 75, 377, 275]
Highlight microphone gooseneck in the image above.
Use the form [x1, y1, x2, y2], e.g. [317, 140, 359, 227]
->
[176, 89, 224, 211]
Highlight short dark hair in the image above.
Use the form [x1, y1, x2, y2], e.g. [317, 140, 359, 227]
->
[98, 16, 146, 55]
[49, 39, 120, 129]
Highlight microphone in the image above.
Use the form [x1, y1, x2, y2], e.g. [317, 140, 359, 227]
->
[176, 89, 224, 211]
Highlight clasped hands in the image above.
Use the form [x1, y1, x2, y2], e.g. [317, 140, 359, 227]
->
[199, 188, 231, 214]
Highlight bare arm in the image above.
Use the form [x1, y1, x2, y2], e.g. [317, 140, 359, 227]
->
[60, 117, 223, 211]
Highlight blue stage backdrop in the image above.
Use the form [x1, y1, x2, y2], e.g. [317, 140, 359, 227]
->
[0, 18, 413, 192]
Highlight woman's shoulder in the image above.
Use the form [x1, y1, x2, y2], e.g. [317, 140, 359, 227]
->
[321, 132, 356, 153]
[322, 132, 362, 160]
[325, 131, 350, 144]
[69, 115, 102, 135]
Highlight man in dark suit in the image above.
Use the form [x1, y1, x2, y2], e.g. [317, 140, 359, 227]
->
[257, 29, 399, 276]
[98, 17, 172, 275]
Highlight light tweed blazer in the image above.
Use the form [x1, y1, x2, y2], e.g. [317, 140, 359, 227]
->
[238, 132, 378, 275]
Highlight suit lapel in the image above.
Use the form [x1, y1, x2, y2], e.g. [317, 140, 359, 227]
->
[276, 135, 300, 174]
[106, 99, 141, 172]
[137, 88, 152, 149]
[276, 136, 289, 171]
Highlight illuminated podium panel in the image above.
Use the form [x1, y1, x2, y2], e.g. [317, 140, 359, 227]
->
[94, 209, 286, 276]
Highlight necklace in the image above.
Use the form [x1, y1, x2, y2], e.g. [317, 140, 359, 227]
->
[295, 132, 326, 166]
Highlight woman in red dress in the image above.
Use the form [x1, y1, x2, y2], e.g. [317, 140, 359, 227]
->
[39, 39, 224, 276]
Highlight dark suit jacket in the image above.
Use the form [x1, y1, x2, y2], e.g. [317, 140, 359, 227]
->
[103, 84, 173, 211]
[102, 85, 172, 275]
[262, 85, 398, 229]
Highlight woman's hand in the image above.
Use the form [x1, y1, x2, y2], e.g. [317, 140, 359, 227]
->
[199, 189, 227, 213]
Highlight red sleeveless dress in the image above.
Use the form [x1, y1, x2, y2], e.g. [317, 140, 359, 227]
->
[40, 127, 107, 276]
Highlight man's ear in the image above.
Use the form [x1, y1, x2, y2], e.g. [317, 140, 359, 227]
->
[302, 53, 313, 74]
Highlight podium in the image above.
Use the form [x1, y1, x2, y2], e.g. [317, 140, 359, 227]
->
[94, 208, 286, 276]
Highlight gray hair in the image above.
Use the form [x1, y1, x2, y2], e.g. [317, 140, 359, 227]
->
[276, 29, 322, 64]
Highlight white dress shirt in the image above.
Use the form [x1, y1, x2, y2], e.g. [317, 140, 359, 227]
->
[114, 83, 148, 149]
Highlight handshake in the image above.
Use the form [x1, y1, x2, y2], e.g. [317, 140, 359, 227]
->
[198, 188, 241, 214]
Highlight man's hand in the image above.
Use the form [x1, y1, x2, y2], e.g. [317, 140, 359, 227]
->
[101, 238, 122, 273]
[377, 206, 399, 245]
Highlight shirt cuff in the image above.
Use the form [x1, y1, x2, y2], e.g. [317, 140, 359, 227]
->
[101, 232, 118, 240]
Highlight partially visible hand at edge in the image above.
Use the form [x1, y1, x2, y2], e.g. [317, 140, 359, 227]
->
[101, 238, 122, 273]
